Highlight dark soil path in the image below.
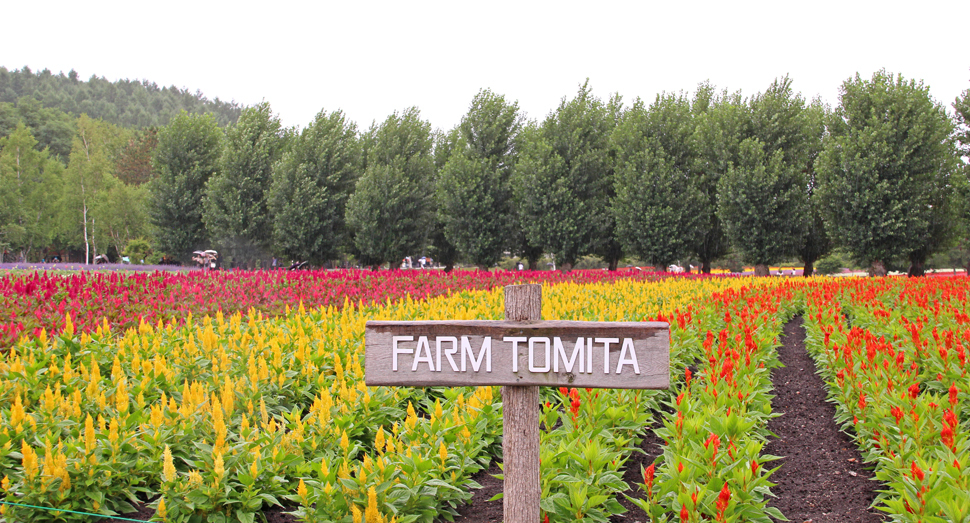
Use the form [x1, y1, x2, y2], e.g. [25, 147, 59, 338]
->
[765, 317, 886, 523]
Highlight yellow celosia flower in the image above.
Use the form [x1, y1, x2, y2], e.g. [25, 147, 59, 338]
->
[365, 485, 383, 523]
[213, 451, 225, 483]
[84, 414, 96, 454]
[352, 504, 362, 523]
[63, 313, 74, 336]
[108, 417, 119, 445]
[156, 497, 167, 520]
[439, 442, 448, 466]
[21, 441, 37, 479]
[374, 427, 385, 454]
[297, 478, 308, 501]
[162, 445, 176, 483]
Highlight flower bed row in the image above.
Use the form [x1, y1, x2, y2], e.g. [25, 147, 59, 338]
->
[0, 269, 694, 348]
[629, 281, 798, 523]
[801, 278, 969, 522]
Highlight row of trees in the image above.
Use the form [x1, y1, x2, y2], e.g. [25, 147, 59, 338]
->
[2, 70, 968, 275]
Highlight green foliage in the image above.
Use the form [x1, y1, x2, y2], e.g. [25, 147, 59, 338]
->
[437, 89, 522, 268]
[59, 115, 128, 263]
[204, 102, 287, 266]
[816, 70, 959, 271]
[0, 122, 64, 260]
[690, 85, 750, 271]
[149, 111, 223, 261]
[814, 254, 845, 275]
[345, 108, 435, 268]
[123, 237, 153, 264]
[612, 95, 707, 267]
[514, 81, 616, 270]
[0, 96, 75, 160]
[717, 139, 808, 266]
[952, 81, 970, 250]
[268, 108, 360, 264]
[0, 66, 241, 129]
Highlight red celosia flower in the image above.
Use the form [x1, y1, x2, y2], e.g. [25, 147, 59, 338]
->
[909, 383, 920, 399]
[891, 406, 904, 425]
[858, 393, 866, 410]
[950, 384, 959, 407]
[941, 424, 955, 450]
[643, 463, 655, 491]
[943, 409, 958, 429]
[716, 481, 731, 513]
[677, 462, 684, 473]
[680, 503, 689, 523]
[911, 461, 924, 481]
[751, 460, 760, 475]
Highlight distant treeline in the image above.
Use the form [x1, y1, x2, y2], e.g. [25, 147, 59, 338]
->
[1, 68, 969, 276]
[0, 66, 241, 130]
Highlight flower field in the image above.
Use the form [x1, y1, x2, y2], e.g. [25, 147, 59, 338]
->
[0, 269, 685, 349]
[0, 270, 967, 522]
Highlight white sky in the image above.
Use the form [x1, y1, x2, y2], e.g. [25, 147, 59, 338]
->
[5, 0, 969, 132]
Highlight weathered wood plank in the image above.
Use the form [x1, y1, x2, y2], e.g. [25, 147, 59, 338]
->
[364, 319, 669, 389]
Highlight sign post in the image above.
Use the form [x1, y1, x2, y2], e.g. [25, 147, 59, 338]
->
[364, 284, 669, 523]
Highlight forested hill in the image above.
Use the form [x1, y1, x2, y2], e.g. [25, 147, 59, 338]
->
[0, 66, 242, 129]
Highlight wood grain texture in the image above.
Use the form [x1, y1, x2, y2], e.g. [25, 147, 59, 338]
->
[503, 284, 540, 523]
[364, 320, 669, 389]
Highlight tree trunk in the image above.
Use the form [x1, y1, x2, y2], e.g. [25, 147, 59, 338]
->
[370, 264, 380, 271]
[907, 260, 925, 277]
[869, 260, 887, 277]
[528, 259, 539, 271]
[701, 259, 712, 274]
[607, 257, 619, 271]
[560, 262, 572, 273]
[754, 264, 771, 277]
[83, 204, 90, 265]
[802, 260, 815, 277]
[444, 262, 454, 273]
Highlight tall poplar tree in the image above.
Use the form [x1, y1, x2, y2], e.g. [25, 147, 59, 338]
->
[437, 89, 523, 269]
[817, 70, 958, 276]
[717, 139, 808, 275]
[345, 108, 435, 269]
[691, 87, 751, 273]
[204, 102, 286, 267]
[515, 81, 616, 271]
[268, 108, 360, 265]
[612, 92, 707, 268]
[148, 111, 223, 261]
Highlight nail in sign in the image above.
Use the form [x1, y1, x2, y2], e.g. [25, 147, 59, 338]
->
[365, 320, 669, 389]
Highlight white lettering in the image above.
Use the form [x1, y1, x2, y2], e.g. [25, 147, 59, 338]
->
[437, 336, 460, 372]
[412, 336, 434, 371]
[529, 337, 551, 372]
[504, 337, 527, 372]
[392, 336, 414, 371]
[587, 338, 593, 373]
[615, 338, 640, 374]
[461, 336, 492, 372]
[596, 337, 619, 374]
[554, 337, 585, 373]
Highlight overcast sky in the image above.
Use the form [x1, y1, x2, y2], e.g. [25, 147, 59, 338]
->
[6, 0, 969, 131]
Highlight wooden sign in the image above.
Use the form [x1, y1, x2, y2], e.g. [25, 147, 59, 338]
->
[363, 284, 670, 523]
[365, 320, 669, 389]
